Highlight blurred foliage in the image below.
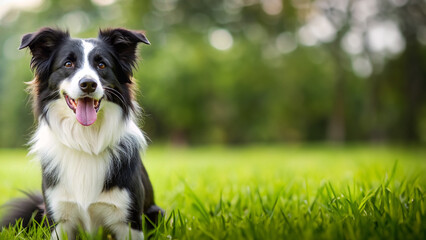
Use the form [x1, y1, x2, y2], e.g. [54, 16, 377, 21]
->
[0, 0, 425, 147]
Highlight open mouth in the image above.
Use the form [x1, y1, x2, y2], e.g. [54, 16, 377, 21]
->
[65, 94, 102, 126]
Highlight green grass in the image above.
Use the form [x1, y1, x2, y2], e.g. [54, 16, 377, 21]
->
[0, 145, 425, 239]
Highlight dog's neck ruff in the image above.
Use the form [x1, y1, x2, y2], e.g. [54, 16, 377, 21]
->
[29, 99, 146, 157]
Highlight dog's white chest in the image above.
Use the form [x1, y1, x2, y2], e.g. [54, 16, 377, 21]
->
[46, 151, 110, 209]
[43, 150, 134, 237]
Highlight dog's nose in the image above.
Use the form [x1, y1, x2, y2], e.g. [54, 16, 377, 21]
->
[79, 79, 97, 93]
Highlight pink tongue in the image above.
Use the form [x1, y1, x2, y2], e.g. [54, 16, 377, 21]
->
[76, 98, 97, 126]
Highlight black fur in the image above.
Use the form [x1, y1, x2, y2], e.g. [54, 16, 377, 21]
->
[0, 192, 52, 229]
[40, 159, 60, 189]
[98, 28, 150, 80]
[1, 28, 163, 237]
[21, 27, 149, 120]
[103, 137, 162, 231]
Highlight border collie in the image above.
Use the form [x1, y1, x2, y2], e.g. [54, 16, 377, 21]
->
[0, 27, 163, 240]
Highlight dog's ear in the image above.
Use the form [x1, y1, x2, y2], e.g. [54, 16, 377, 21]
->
[19, 28, 69, 70]
[98, 28, 150, 78]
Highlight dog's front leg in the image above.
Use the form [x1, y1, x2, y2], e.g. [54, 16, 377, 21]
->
[88, 187, 144, 240]
[88, 202, 143, 240]
[50, 201, 87, 240]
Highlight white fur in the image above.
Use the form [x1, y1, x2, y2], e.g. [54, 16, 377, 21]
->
[31, 100, 133, 155]
[62, 40, 104, 100]
[89, 188, 143, 240]
[28, 36, 148, 239]
[30, 94, 146, 239]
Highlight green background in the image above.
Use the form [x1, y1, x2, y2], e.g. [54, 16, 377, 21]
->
[0, 0, 425, 147]
[1, 1, 426, 239]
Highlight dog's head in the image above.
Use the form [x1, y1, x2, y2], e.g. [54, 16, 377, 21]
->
[20, 27, 149, 126]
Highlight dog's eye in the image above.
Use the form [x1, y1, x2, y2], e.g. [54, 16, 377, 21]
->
[97, 62, 106, 70]
[64, 61, 74, 68]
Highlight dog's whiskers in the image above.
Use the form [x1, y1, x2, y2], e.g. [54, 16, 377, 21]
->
[104, 87, 126, 106]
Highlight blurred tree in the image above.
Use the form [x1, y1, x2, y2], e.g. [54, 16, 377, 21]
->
[397, 0, 426, 142]
[0, 0, 425, 147]
[318, 0, 353, 142]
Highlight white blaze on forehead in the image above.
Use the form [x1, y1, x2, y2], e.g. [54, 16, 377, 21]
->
[63, 40, 104, 99]
[82, 40, 95, 60]
[78, 40, 97, 81]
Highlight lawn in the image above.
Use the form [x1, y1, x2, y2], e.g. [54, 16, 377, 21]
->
[0, 145, 425, 239]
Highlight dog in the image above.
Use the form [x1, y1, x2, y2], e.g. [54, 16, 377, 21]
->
[0, 27, 163, 240]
